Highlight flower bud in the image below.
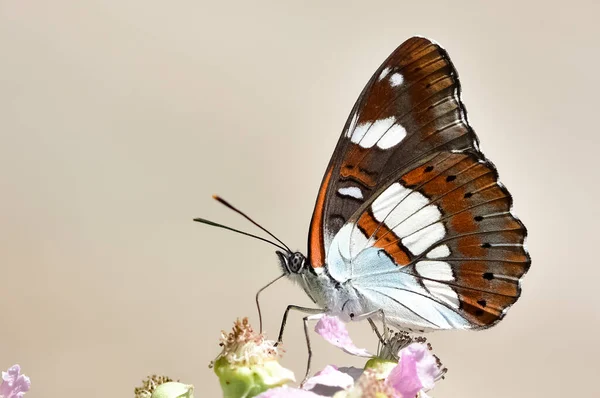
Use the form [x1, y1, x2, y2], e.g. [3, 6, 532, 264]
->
[135, 376, 193, 398]
[212, 318, 295, 398]
[150, 382, 194, 398]
[363, 358, 398, 379]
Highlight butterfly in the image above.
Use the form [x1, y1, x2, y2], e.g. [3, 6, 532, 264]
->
[197, 35, 530, 361]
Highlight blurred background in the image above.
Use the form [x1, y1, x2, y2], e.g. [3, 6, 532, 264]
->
[1, 1, 598, 397]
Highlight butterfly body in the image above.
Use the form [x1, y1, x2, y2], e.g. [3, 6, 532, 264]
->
[280, 36, 529, 333]
[277, 251, 364, 324]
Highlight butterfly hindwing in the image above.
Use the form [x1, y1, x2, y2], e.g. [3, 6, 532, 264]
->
[326, 151, 529, 329]
[309, 37, 478, 268]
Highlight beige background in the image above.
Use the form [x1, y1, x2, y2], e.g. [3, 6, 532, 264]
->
[1, 1, 598, 397]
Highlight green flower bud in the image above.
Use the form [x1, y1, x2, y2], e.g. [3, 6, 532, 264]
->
[151, 382, 194, 398]
[363, 358, 397, 379]
[135, 375, 193, 398]
[211, 318, 295, 398]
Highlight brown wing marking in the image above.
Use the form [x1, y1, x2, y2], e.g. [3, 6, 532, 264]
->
[457, 287, 517, 326]
[356, 210, 411, 266]
[308, 165, 333, 268]
[340, 144, 379, 187]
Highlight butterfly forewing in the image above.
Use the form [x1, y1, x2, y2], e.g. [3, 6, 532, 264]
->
[309, 37, 478, 268]
[308, 37, 530, 330]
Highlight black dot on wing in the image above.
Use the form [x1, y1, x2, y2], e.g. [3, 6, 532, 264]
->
[483, 272, 494, 280]
[424, 165, 434, 172]
[481, 243, 492, 248]
[464, 192, 473, 198]
[349, 313, 355, 319]
[474, 215, 484, 222]
[477, 299, 487, 307]
[446, 175, 457, 182]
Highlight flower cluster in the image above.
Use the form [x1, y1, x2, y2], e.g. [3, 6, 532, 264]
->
[253, 316, 444, 398]
[0, 365, 30, 398]
[136, 315, 445, 398]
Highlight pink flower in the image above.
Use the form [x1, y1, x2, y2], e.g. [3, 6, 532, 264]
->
[388, 343, 441, 397]
[313, 315, 372, 357]
[301, 365, 354, 391]
[313, 315, 443, 397]
[0, 365, 30, 398]
[256, 366, 356, 397]
[387, 343, 442, 397]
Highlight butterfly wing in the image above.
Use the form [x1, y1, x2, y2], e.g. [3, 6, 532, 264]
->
[309, 36, 478, 268]
[326, 151, 529, 330]
[308, 37, 530, 330]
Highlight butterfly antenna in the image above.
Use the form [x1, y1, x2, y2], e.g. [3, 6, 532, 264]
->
[193, 217, 288, 252]
[211, 195, 292, 253]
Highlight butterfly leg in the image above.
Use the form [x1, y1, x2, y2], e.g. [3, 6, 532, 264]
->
[274, 306, 323, 386]
[255, 274, 286, 333]
[367, 318, 386, 347]
[300, 315, 313, 386]
[352, 308, 389, 346]
[275, 305, 323, 346]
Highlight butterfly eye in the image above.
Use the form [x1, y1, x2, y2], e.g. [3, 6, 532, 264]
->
[288, 252, 305, 273]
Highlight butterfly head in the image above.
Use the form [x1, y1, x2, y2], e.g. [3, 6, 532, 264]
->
[277, 251, 307, 274]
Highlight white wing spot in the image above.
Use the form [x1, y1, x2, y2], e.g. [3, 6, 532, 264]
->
[377, 123, 406, 149]
[390, 73, 404, 87]
[422, 280, 460, 309]
[345, 112, 359, 138]
[416, 260, 454, 281]
[417, 260, 459, 309]
[426, 245, 451, 259]
[338, 186, 363, 200]
[350, 117, 406, 149]
[379, 67, 391, 81]
[371, 183, 445, 255]
[402, 224, 445, 255]
[351, 118, 394, 147]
